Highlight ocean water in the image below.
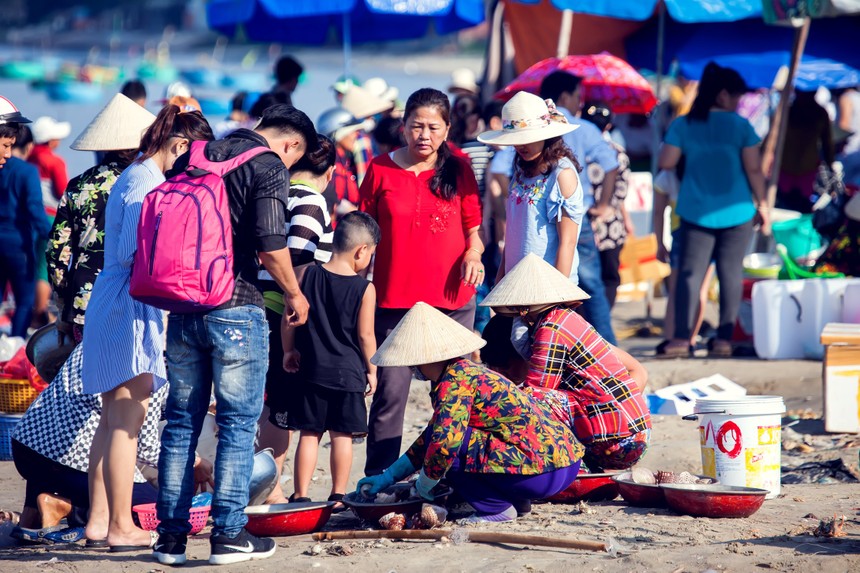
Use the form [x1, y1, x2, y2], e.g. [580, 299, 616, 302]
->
[0, 45, 481, 177]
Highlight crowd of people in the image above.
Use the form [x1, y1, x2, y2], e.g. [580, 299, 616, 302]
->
[0, 50, 855, 566]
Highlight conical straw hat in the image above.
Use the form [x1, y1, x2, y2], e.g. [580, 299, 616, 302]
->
[371, 302, 487, 367]
[480, 253, 590, 309]
[71, 93, 157, 151]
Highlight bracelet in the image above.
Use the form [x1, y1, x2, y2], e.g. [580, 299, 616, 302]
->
[466, 247, 483, 257]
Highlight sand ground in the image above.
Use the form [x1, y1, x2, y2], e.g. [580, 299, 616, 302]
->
[1, 298, 858, 572]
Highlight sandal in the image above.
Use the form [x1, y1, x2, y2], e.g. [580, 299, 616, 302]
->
[84, 538, 109, 550]
[288, 494, 312, 503]
[108, 530, 158, 553]
[42, 526, 86, 545]
[10, 524, 63, 545]
[653, 341, 692, 359]
[327, 493, 347, 514]
[707, 339, 733, 358]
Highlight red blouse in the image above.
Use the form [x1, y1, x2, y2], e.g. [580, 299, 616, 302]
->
[360, 153, 482, 310]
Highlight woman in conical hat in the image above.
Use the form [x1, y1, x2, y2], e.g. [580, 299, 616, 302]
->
[482, 254, 651, 472]
[356, 302, 583, 523]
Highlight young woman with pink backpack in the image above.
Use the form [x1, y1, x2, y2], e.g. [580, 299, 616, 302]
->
[80, 103, 213, 551]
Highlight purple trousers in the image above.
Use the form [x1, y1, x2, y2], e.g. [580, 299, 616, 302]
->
[445, 428, 581, 515]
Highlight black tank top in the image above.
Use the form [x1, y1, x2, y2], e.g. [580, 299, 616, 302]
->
[296, 263, 370, 392]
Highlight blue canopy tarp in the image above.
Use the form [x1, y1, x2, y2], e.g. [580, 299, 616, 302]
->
[206, 0, 485, 44]
[509, 0, 761, 23]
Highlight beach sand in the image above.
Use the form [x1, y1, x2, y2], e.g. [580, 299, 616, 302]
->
[1, 298, 858, 572]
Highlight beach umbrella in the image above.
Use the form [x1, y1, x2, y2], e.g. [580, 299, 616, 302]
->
[206, 0, 485, 74]
[494, 53, 658, 114]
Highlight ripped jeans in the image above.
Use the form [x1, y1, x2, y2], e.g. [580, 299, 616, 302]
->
[157, 305, 268, 537]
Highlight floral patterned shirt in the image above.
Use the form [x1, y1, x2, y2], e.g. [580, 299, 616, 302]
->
[405, 359, 583, 480]
[47, 161, 127, 325]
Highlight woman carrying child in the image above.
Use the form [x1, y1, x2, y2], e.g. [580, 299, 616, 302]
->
[477, 91, 583, 284]
[281, 212, 380, 510]
[357, 302, 583, 523]
[482, 254, 650, 472]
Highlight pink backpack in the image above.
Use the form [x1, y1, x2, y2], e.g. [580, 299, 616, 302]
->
[130, 141, 271, 312]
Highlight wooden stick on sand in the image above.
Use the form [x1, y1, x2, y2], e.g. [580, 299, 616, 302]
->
[312, 529, 608, 552]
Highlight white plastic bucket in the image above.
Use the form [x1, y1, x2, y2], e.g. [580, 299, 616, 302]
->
[695, 396, 786, 499]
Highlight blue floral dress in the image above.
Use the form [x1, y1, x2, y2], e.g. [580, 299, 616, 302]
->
[503, 157, 585, 283]
[81, 159, 167, 394]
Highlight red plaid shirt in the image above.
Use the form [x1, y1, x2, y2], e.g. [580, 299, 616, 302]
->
[525, 307, 650, 444]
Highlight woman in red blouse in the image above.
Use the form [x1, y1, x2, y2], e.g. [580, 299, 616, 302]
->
[360, 88, 484, 475]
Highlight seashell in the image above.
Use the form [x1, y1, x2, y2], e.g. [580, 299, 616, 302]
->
[410, 513, 424, 529]
[631, 467, 657, 484]
[696, 477, 715, 485]
[379, 512, 406, 530]
[675, 471, 699, 484]
[374, 492, 399, 504]
[419, 504, 448, 528]
[655, 471, 676, 484]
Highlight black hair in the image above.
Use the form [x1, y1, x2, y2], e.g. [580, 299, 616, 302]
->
[332, 211, 381, 253]
[540, 71, 583, 102]
[120, 80, 147, 103]
[275, 56, 303, 85]
[482, 100, 505, 125]
[449, 94, 481, 146]
[257, 103, 319, 152]
[688, 62, 748, 122]
[102, 149, 137, 169]
[582, 101, 613, 132]
[290, 134, 335, 176]
[372, 116, 405, 149]
[12, 125, 33, 150]
[480, 314, 517, 371]
[0, 125, 18, 139]
[249, 91, 288, 119]
[138, 105, 214, 163]
[404, 87, 460, 201]
[230, 91, 249, 113]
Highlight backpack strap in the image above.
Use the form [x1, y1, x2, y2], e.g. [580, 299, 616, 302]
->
[188, 141, 274, 178]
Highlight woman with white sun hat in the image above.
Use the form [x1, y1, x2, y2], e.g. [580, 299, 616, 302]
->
[478, 91, 585, 286]
[356, 302, 583, 523]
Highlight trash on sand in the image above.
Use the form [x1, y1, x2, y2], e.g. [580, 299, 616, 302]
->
[813, 515, 847, 538]
[781, 459, 860, 484]
[326, 542, 354, 556]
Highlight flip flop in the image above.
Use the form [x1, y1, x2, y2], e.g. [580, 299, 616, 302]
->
[42, 526, 86, 545]
[108, 530, 158, 553]
[328, 493, 347, 514]
[84, 538, 109, 550]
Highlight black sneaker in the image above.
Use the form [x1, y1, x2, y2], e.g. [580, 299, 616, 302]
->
[153, 532, 187, 566]
[209, 528, 275, 565]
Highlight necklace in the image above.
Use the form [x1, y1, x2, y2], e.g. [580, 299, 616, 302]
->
[510, 165, 550, 206]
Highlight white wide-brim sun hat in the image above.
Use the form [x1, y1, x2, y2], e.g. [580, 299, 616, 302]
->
[363, 77, 399, 103]
[31, 116, 72, 144]
[448, 67, 480, 95]
[342, 85, 395, 120]
[477, 91, 578, 146]
[371, 302, 487, 368]
[481, 253, 590, 311]
[71, 93, 157, 151]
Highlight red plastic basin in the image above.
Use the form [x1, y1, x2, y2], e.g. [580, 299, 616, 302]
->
[612, 472, 717, 508]
[244, 502, 334, 536]
[546, 472, 621, 503]
[662, 484, 768, 518]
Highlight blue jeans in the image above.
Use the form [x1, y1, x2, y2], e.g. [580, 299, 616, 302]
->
[576, 221, 617, 345]
[157, 305, 269, 537]
[0, 248, 35, 337]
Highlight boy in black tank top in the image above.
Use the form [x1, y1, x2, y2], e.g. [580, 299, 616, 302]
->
[281, 212, 380, 509]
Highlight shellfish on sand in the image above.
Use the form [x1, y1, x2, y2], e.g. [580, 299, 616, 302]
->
[379, 512, 406, 530]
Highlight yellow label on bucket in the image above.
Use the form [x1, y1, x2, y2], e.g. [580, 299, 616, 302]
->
[701, 446, 716, 478]
[745, 446, 780, 488]
[757, 425, 781, 446]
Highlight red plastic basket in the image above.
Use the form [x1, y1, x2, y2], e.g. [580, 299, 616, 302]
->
[132, 503, 210, 534]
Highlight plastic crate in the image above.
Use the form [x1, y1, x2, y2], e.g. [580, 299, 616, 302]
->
[133, 503, 210, 534]
[0, 414, 23, 460]
[0, 377, 38, 413]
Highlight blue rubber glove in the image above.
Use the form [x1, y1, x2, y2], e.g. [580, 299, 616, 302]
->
[415, 469, 440, 501]
[356, 454, 417, 496]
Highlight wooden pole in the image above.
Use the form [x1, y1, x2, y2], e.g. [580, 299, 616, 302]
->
[556, 10, 574, 58]
[764, 17, 811, 210]
[312, 529, 608, 552]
